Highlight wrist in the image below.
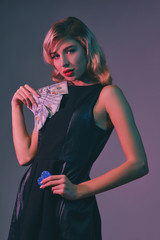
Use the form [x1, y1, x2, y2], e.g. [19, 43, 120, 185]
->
[11, 101, 23, 110]
[75, 182, 92, 200]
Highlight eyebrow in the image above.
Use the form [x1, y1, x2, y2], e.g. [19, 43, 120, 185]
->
[50, 45, 76, 55]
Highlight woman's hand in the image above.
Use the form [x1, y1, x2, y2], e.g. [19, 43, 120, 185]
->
[40, 175, 78, 201]
[11, 84, 39, 109]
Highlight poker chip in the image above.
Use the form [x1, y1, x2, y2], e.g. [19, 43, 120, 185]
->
[37, 171, 51, 186]
[37, 177, 43, 186]
[41, 171, 51, 179]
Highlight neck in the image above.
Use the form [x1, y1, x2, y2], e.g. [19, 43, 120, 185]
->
[68, 78, 99, 86]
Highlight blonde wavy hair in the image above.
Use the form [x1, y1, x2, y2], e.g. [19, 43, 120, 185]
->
[43, 17, 112, 85]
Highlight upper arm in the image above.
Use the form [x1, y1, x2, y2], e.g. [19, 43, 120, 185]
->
[23, 128, 39, 166]
[101, 85, 147, 165]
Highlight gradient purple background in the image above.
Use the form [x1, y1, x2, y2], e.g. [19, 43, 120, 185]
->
[1, 1, 159, 239]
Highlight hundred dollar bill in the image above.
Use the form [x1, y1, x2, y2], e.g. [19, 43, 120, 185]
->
[30, 81, 68, 131]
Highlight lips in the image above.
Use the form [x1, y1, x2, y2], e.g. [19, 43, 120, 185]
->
[63, 69, 74, 77]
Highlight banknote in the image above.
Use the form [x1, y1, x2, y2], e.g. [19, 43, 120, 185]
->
[30, 81, 68, 131]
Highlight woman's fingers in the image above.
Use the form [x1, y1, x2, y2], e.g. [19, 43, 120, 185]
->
[16, 89, 32, 108]
[40, 179, 63, 188]
[24, 84, 39, 98]
[40, 175, 78, 200]
[14, 92, 27, 106]
[41, 175, 65, 184]
[12, 84, 39, 108]
[19, 86, 38, 106]
[51, 189, 64, 195]
[40, 176, 66, 195]
[51, 185, 62, 191]
[40, 176, 64, 188]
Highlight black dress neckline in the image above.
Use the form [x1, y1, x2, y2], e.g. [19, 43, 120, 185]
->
[68, 83, 102, 88]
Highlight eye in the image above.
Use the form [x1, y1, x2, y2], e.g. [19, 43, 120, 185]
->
[50, 53, 59, 60]
[66, 48, 76, 54]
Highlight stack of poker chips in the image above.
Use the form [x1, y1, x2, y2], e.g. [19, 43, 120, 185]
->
[31, 81, 68, 131]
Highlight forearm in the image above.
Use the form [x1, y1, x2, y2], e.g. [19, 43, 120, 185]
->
[11, 103, 31, 165]
[76, 160, 148, 199]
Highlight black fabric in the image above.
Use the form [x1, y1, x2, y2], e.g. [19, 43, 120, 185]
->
[8, 83, 114, 240]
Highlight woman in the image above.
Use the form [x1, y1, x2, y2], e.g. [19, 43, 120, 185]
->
[8, 17, 149, 240]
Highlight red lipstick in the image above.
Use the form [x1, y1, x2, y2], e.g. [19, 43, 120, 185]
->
[63, 69, 74, 77]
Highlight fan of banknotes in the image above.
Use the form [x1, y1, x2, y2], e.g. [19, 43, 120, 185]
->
[30, 81, 68, 131]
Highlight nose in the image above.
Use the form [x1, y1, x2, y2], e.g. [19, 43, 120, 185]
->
[61, 54, 69, 67]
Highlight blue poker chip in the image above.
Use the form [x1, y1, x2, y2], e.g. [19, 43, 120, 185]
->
[41, 171, 51, 179]
[37, 170, 51, 186]
[37, 177, 43, 186]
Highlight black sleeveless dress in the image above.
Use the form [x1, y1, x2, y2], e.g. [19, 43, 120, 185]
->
[8, 83, 114, 240]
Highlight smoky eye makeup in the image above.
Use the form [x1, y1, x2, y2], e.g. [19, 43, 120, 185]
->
[65, 44, 78, 53]
[66, 47, 76, 54]
[49, 44, 78, 59]
[50, 52, 59, 59]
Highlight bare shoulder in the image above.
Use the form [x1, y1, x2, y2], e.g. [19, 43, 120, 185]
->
[99, 84, 127, 110]
[100, 84, 124, 99]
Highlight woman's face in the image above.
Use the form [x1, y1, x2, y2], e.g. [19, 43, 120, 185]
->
[50, 38, 87, 83]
